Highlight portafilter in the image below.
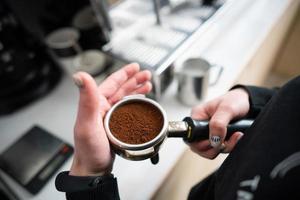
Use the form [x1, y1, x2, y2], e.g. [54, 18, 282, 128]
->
[104, 95, 253, 164]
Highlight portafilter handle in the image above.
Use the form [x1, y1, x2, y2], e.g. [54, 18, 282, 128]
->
[168, 117, 254, 143]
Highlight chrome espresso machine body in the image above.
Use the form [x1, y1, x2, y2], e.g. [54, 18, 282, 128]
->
[100, 0, 229, 100]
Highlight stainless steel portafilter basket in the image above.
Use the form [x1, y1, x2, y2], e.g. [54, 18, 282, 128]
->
[104, 95, 168, 164]
[104, 95, 253, 164]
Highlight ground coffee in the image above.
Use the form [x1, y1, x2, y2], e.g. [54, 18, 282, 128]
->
[109, 101, 164, 144]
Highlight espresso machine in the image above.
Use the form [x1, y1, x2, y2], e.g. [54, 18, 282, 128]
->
[0, 0, 112, 114]
[1, 0, 229, 113]
[99, 0, 228, 100]
[0, 1, 62, 115]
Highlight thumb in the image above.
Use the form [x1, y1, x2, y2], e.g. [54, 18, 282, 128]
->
[73, 72, 100, 125]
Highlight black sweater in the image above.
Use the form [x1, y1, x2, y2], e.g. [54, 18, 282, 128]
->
[57, 76, 300, 200]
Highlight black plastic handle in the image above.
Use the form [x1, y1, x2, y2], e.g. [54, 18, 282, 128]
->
[183, 117, 254, 143]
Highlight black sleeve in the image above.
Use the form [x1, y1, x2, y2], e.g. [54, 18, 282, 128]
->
[188, 172, 216, 200]
[66, 177, 120, 200]
[231, 85, 278, 118]
[55, 171, 120, 200]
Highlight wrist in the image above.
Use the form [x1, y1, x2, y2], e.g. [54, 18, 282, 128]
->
[230, 85, 250, 102]
[70, 158, 108, 177]
[232, 88, 250, 100]
[230, 87, 251, 116]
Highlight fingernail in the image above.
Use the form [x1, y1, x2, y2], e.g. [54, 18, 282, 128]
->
[210, 135, 221, 147]
[132, 62, 139, 66]
[131, 62, 140, 69]
[72, 73, 83, 88]
[219, 143, 226, 153]
[237, 133, 244, 141]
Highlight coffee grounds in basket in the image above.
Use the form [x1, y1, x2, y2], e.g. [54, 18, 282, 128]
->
[109, 101, 164, 144]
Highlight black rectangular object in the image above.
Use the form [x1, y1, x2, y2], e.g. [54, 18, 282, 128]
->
[0, 126, 73, 194]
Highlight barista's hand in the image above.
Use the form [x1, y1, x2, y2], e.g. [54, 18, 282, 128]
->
[189, 88, 250, 159]
[70, 63, 152, 176]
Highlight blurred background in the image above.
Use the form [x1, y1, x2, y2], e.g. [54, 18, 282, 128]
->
[0, 0, 299, 199]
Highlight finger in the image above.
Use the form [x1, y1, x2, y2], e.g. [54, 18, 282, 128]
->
[133, 81, 152, 95]
[191, 98, 220, 120]
[191, 104, 210, 120]
[190, 140, 212, 152]
[189, 140, 220, 159]
[98, 63, 140, 97]
[221, 132, 244, 153]
[209, 104, 235, 148]
[108, 81, 152, 104]
[73, 72, 100, 125]
[108, 70, 151, 104]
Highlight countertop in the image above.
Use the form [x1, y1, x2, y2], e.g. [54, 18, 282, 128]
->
[0, 0, 298, 199]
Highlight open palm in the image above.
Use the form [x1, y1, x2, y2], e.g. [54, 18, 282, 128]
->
[70, 63, 152, 176]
